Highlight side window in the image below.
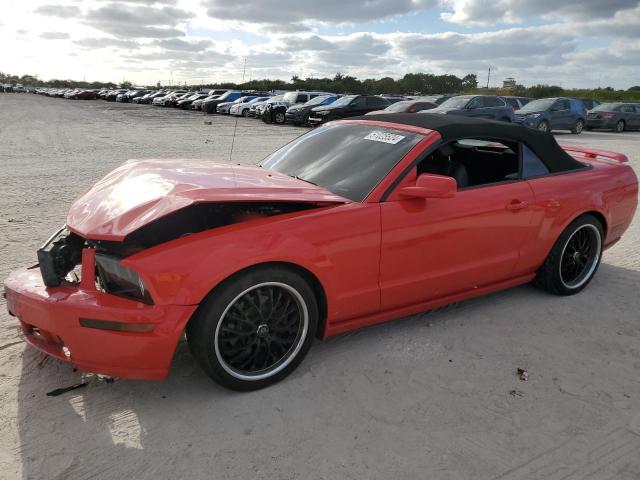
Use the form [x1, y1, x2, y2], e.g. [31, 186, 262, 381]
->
[351, 96, 366, 108]
[505, 98, 519, 109]
[555, 99, 570, 111]
[414, 103, 433, 112]
[365, 97, 382, 108]
[416, 138, 519, 189]
[621, 105, 634, 113]
[467, 97, 483, 109]
[485, 97, 505, 107]
[521, 144, 549, 178]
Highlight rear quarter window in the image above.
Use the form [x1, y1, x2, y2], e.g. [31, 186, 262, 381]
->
[522, 144, 550, 178]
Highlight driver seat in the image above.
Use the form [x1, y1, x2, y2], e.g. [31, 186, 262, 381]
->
[437, 144, 469, 189]
[452, 163, 469, 188]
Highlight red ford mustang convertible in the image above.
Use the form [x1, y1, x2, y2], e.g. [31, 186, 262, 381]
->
[4, 115, 638, 390]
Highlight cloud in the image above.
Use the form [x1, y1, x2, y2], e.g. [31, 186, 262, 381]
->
[396, 27, 575, 63]
[94, 0, 177, 3]
[203, 0, 438, 25]
[441, 0, 640, 24]
[153, 38, 213, 51]
[84, 3, 192, 38]
[34, 4, 81, 18]
[39, 31, 71, 40]
[74, 37, 141, 49]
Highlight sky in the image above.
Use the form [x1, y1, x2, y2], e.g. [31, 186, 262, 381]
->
[1, 0, 639, 89]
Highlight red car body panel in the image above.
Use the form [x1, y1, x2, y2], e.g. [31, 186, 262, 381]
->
[4, 119, 638, 380]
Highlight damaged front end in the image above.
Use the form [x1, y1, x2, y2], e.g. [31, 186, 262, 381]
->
[36, 201, 325, 296]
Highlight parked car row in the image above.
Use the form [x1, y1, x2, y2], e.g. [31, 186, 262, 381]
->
[26, 86, 635, 133]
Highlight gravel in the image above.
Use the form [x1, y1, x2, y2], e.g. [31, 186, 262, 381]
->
[1, 93, 639, 480]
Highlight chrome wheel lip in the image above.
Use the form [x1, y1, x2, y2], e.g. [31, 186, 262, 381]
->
[559, 224, 601, 289]
[214, 282, 309, 381]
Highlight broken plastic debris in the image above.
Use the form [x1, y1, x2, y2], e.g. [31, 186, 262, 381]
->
[517, 368, 529, 381]
[509, 389, 524, 397]
[46, 382, 88, 397]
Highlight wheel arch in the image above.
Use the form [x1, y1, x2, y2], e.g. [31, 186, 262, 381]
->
[189, 261, 329, 339]
[562, 210, 608, 239]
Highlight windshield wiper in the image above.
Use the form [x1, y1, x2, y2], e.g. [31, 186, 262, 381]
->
[292, 175, 318, 186]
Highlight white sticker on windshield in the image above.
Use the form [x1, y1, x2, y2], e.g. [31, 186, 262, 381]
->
[364, 131, 405, 145]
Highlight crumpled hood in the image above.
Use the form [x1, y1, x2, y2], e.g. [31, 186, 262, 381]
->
[67, 159, 348, 241]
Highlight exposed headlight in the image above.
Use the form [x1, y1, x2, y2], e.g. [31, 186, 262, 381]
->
[95, 254, 153, 304]
[528, 113, 541, 118]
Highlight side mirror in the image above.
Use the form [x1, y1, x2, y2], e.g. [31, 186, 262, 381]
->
[399, 174, 457, 199]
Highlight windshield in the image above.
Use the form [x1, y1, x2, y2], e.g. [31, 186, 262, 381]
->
[325, 95, 356, 108]
[438, 96, 471, 109]
[518, 98, 556, 112]
[384, 101, 413, 112]
[217, 91, 238, 100]
[592, 103, 620, 112]
[282, 92, 299, 102]
[261, 123, 423, 201]
[304, 95, 334, 107]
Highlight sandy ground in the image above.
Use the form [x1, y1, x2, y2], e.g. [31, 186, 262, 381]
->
[1, 93, 639, 480]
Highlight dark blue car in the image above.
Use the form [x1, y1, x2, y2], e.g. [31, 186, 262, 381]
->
[514, 97, 587, 134]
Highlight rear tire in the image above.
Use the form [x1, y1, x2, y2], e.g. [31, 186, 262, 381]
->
[571, 119, 584, 134]
[186, 266, 318, 391]
[534, 214, 603, 296]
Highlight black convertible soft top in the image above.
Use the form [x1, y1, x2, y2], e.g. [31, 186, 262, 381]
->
[353, 113, 585, 173]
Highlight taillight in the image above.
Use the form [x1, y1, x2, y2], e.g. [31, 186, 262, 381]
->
[601, 112, 615, 118]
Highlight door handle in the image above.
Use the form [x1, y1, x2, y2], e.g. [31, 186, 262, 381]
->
[506, 199, 528, 211]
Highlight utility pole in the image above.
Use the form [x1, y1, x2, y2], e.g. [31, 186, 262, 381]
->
[241, 57, 247, 84]
[486, 67, 491, 89]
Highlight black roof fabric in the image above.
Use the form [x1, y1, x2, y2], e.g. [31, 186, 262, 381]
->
[353, 113, 584, 173]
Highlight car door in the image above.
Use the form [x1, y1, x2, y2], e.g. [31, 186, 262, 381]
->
[344, 96, 368, 117]
[464, 96, 487, 118]
[365, 96, 388, 113]
[484, 96, 507, 119]
[378, 140, 535, 311]
[550, 99, 572, 129]
[621, 104, 637, 128]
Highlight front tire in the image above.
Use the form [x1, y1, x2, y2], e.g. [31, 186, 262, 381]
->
[614, 120, 625, 133]
[274, 111, 286, 124]
[537, 120, 550, 133]
[186, 267, 318, 391]
[534, 214, 603, 296]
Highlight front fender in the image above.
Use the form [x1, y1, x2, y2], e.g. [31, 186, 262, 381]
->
[124, 202, 382, 324]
